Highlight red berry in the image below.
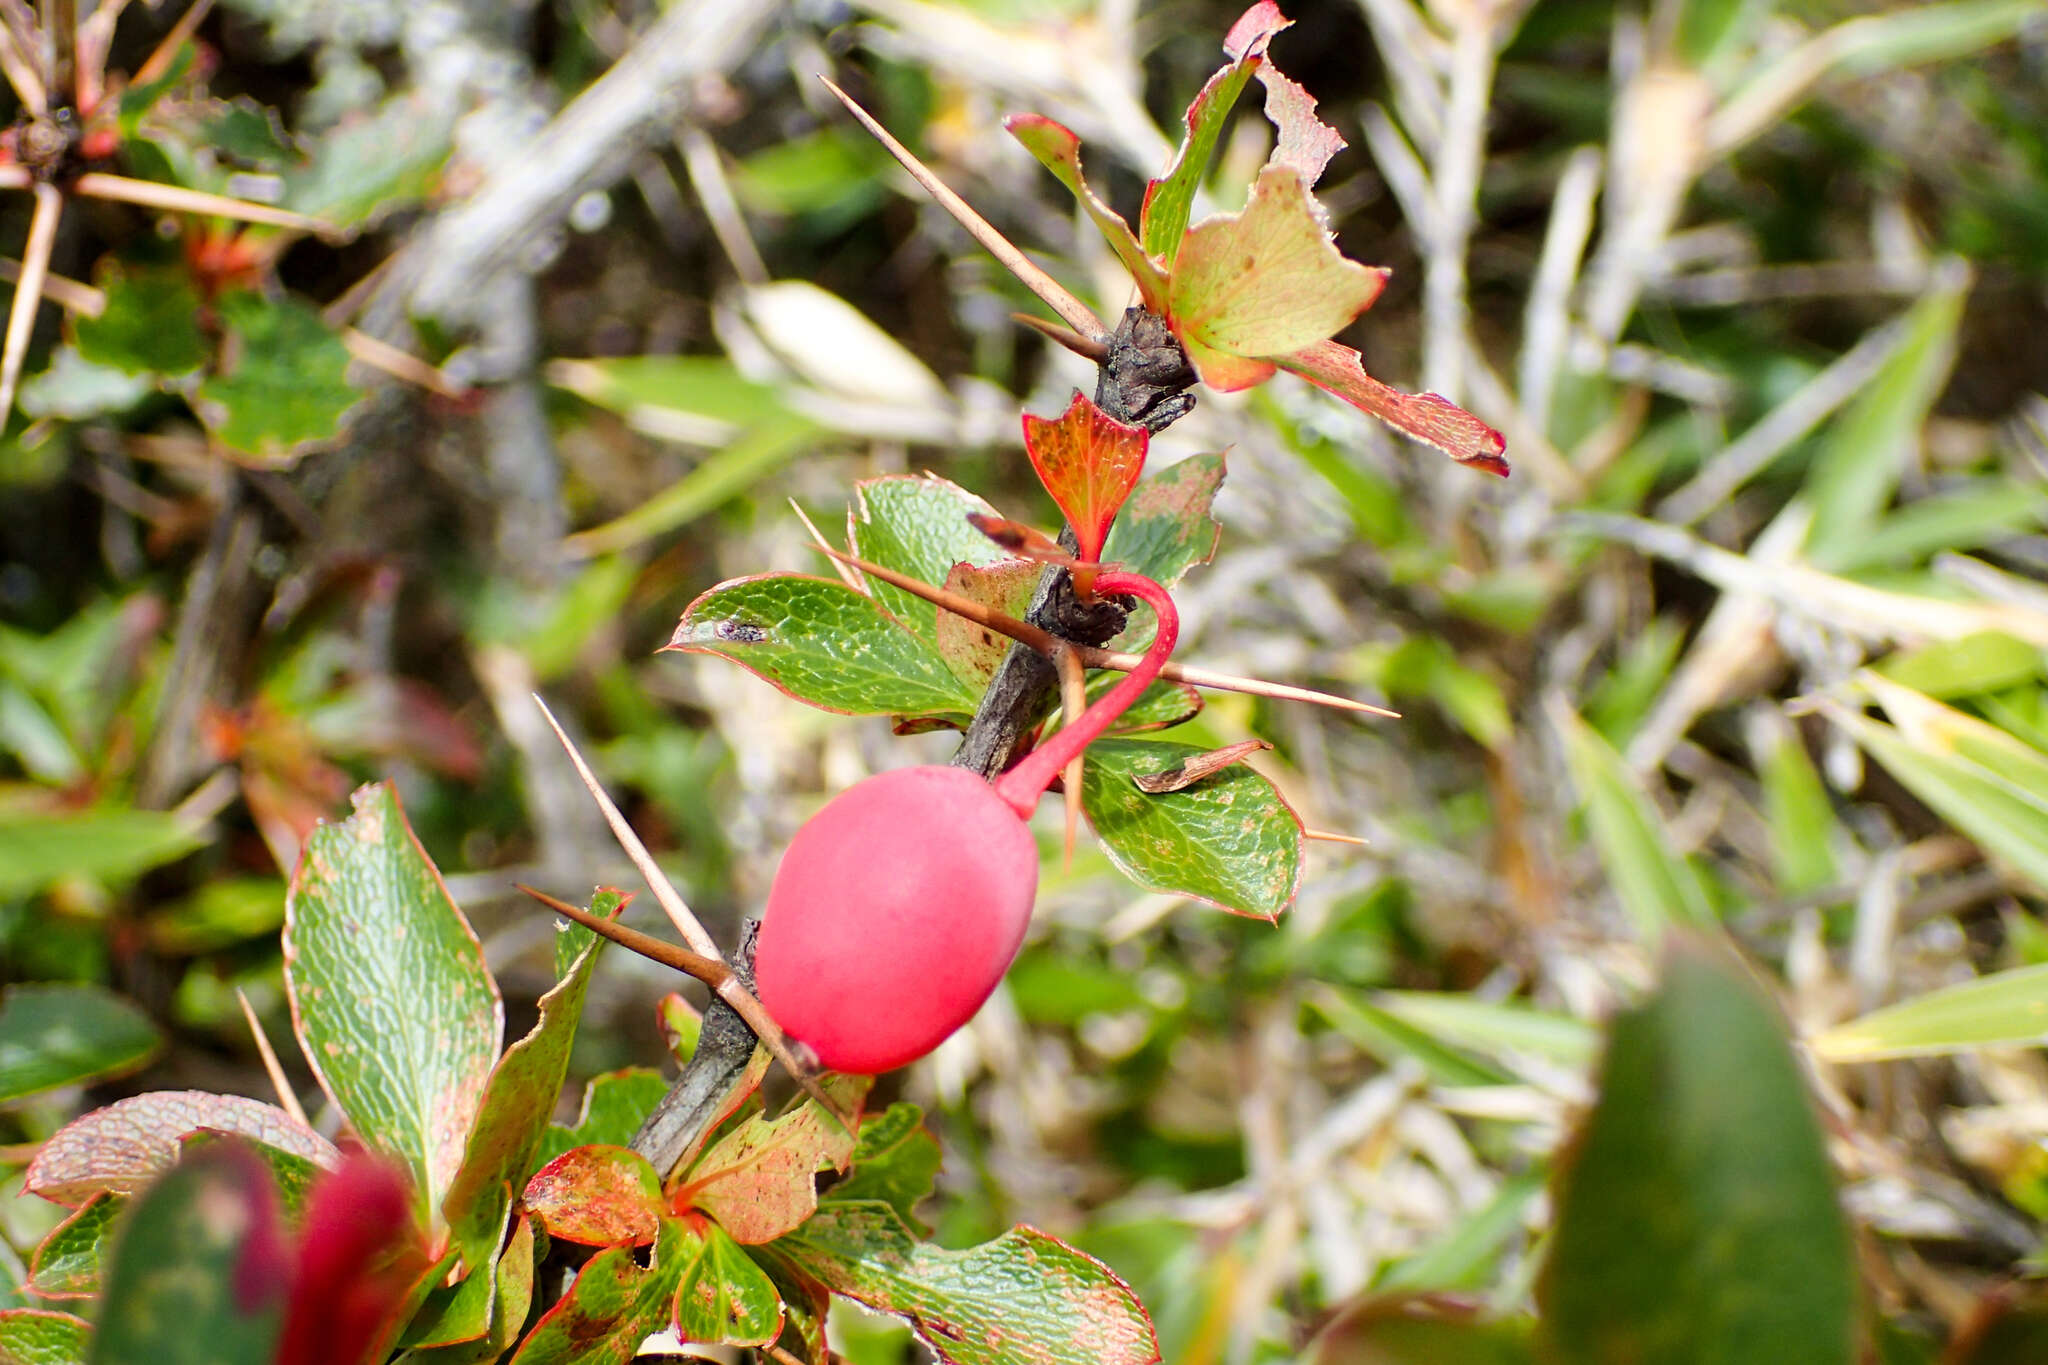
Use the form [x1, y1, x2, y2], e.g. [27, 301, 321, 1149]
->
[753, 764, 1038, 1074]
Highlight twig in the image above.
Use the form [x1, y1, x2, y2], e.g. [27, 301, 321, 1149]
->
[0, 182, 62, 421]
[235, 988, 309, 1129]
[530, 695, 850, 1130]
[72, 173, 334, 234]
[0, 256, 103, 314]
[819, 76, 1108, 344]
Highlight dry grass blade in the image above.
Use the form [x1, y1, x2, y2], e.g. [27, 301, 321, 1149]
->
[819, 76, 1109, 345]
[515, 883, 731, 986]
[529, 694, 851, 1130]
[235, 987, 309, 1128]
[72, 172, 334, 235]
[815, 543, 1401, 717]
[0, 182, 63, 421]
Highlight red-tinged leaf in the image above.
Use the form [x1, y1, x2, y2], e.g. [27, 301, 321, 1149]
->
[442, 888, 625, 1272]
[507, 1218, 689, 1365]
[935, 560, 1041, 689]
[779, 1203, 1161, 1365]
[275, 1154, 430, 1365]
[1167, 166, 1388, 384]
[1099, 453, 1226, 591]
[1276, 340, 1510, 475]
[822, 1101, 944, 1237]
[24, 1090, 339, 1207]
[1142, 1, 1293, 263]
[0, 1308, 92, 1364]
[1005, 114, 1167, 312]
[759, 1257, 832, 1365]
[669, 1215, 783, 1348]
[283, 782, 504, 1233]
[1022, 391, 1151, 564]
[27, 1193, 119, 1299]
[1102, 679, 1205, 735]
[966, 512, 1072, 566]
[674, 1075, 870, 1245]
[534, 1069, 672, 1170]
[1255, 62, 1344, 188]
[522, 1145, 665, 1248]
[1131, 738, 1272, 792]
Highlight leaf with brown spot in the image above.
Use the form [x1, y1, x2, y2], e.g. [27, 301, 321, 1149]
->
[521, 1145, 664, 1248]
[669, 1215, 783, 1348]
[1276, 340, 1510, 475]
[674, 1075, 870, 1245]
[24, 1090, 339, 1207]
[507, 1218, 688, 1365]
[935, 560, 1042, 689]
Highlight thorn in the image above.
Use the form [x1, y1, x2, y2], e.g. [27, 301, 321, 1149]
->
[0, 182, 63, 422]
[0, 256, 103, 315]
[789, 497, 863, 591]
[819, 76, 1108, 345]
[0, 12, 45, 114]
[235, 988, 309, 1129]
[71, 172, 335, 236]
[1303, 828, 1370, 846]
[1011, 312, 1109, 363]
[515, 884, 729, 985]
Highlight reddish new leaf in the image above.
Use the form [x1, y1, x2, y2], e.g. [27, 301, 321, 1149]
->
[1255, 62, 1344, 188]
[1276, 340, 1510, 475]
[522, 1145, 665, 1248]
[1167, 165, 1387, 390]
[1021, 391, 1150, 565]
[1006, 114, 1167, 312]
[23, 1090, 339, 1207]
[673, 1075, 870, 1245]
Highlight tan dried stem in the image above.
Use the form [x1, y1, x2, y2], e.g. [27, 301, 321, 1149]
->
[72, 0, 131, 112]
[0, 255, 101, 314]
[1054, 645, 1087, 871]
[0, 181, 63, 421]
[819, 76, 1108, 345]
[128, 0, 211, 93]
[530, 695, 849, 1129]
[72, 172, 334, 235]
[1302, 828, 1369, 846]
[235, 987, 309, 1128]
[0, 17, 45, 113]
[340, 327, 468, 399]
[814, 545, 1400, 719]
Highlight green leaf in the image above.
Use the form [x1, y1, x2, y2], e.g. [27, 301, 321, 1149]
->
[1751, 715, 1840, 896]
[89, 1148, 288, 1365]
[522, 1145, 664, 1248]
[507, 1217, 690, 1365]
[24, 1091, 338, 1207]
[1372, 991, 1600, 1070]
[71, 264, 206, 377]
[1812, 962, 2048, 1061]
[399, 1212, 506, 1352]
[146, 878, 288, 955]
[1536, 941, 1858, 1365]
[850, 476, 1009, 651]
[1167, 166, 1386, 387]
[534, 1069, 671, 1169]
[1552, 701, 1715, 937]
[26, 1195, 119, 1300]
[1100, 453, 1225, 589]
[0, 1308, 92, 1365]
[1377, 1175, 1545, 1295]
[1802, 273, 1966, 568]
[282, 93, 450, 231]
[176, 1132, 324, 1219]
[1306, 1300, 1534, 1364]
[195, 293, 363, 464]
[1086, 675, 1203, 735]
[779, 1203, 1160, 1365]
[1004, 115, 1166, 310]
[0, 807, 204, 898]
[548, 355, 792, 437]
[1305, 986, 1510, 1088]
[283, 782, 502, 1231]
[443, 889, 624, 1271]
[565, 415, 822, 557]
[0, 985, 163, 1103]
[1671, 0, 1779, 71]
[670, 1217, 783, 1348]
[1140, 1, 1290, 263]
[676, 1075, 869, 1245]
[1080, 739, 1303, 920]
[1019, 392, 1151, 564]
[666, 574, 976, 718]
[1829, 481, 2047, 574]
[824, 1102, 943, 1237]
[1874, 632, 2047, 700]
[405, 1215, 537, 1365]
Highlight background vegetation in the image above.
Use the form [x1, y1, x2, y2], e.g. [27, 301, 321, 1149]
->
[2, 0, 2046, 1360]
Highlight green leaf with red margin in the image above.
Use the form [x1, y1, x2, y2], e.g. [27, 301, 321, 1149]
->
[283, 781, 503, 1235]
[1276, 340, 1509, 476]
[90, 1146, 289, 1365]
[755, 1254, 831, 1365]
[670, 1215, 783, 1348]
[675, 1075, 871, 1245]
[404, 1215, 537, 1365]
[523, 1145, 665, 1248]
[399, 1200, 507, 1352]
[0, 984, 162, 1105]
[1167, 166, 1387, 390]
[849, 476, 1011, 652]
[1022, 392, 1151, 564]
[935, 560, 1041, 689]
[1089, 675, 1204, 735]
[26, 1195, 118, 1300]
[1100, 453, 1225, 589]
[667, 574, 978, 719]
[195, 292, 365, 467]
[1004, 115, 1167, 312]
[821, 1101, 943, 1237]
[0, 1308, 92, 1365]
[443, 888, 627, 1272]
[1535, 939, 1857, 1365]
[24, 1091, 339, 1207]
[777, 1202, 1160, 1365]
[1079, 739, 1303, 921]
[506, 1218, 689, 1365]
[533, 1069, 671, 1169]
[1253, 60, 1345, 189]
[1141, 1, 1292, 264]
